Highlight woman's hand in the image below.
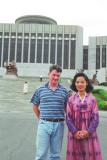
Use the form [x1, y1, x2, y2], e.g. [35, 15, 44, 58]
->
[74, 130, 89, 140]
[74, 131, 82, 140]
[81, 130, 90, 139]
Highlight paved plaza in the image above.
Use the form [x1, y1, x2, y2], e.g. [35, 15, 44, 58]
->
[0, 77, 107, 160]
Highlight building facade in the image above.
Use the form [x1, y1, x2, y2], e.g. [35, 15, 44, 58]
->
[88, 36, 107, 70]
[0, 15, 83, 77]
[83, 36, 107, 82]
[0, 15, 106, 82]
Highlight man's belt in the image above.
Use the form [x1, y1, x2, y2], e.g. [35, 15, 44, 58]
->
[41, 118, 64, 122]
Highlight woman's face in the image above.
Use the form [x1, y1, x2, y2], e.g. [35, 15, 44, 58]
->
[75, 76, 87, 92]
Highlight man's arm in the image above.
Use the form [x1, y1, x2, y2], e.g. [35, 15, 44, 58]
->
[33, 105, 40, 119]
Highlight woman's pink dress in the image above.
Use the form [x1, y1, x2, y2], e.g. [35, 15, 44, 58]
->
[66, 93, 102, 160]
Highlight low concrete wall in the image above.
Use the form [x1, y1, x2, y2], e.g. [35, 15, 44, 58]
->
[0, 63, 106, 83]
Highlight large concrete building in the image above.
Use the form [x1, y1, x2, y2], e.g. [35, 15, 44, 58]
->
[0, 15, 83, 77]
[0, 15, 106, 82]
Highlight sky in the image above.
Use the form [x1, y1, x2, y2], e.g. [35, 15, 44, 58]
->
[0, 0, 107, 44]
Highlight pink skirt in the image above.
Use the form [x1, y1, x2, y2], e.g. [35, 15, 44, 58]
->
[66, 131, 102, 160]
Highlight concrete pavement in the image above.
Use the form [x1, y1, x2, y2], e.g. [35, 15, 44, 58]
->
[0, 77, 106, 160]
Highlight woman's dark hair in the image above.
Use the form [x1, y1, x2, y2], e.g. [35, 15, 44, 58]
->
[70, 72, 93, 93]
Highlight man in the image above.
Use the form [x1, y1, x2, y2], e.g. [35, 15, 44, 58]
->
[31, 64, 68, 160]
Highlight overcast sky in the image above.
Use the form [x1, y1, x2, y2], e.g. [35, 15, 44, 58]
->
[0, 0, 107, 44]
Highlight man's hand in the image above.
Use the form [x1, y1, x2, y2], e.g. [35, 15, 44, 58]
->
[33, 105, 40, 119]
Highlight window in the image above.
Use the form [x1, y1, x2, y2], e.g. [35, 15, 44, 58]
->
[102, 45, 106, 67]
[96, 45, 100, 69]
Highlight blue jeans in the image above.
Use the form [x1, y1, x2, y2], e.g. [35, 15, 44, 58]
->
[35, 119, 64, 160]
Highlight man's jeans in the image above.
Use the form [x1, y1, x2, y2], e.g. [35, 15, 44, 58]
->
[35, 119, 64, 160]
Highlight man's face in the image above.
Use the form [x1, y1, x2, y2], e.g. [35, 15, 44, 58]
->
[48, 70, 61, 86]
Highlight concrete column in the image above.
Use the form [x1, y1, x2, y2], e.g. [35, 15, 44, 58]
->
[14, 27, 18, 63]
[21, 24, 24, 63]
[8, 24, 11, 63]
[48, 26, 51, 63]
[41, 25, 44, 63]
[88, 37, 96, 70]
[100, 45, 102, 69]
[55, 26, 57, 64]
[28, 24, 31, 63]
[35, 26, 37, 63]
[1, 24, 4, 67]
[68, 34, 71, 69]
[62, 26, 64, 69]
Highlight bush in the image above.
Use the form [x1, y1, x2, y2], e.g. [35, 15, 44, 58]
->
[93, 89, 107, 110]
[93, 89, 107, 101]
[98, 101, 107, 110]
[92, 89, 104, 94]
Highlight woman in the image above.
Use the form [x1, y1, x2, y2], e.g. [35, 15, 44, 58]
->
[66, 72, 102, 160]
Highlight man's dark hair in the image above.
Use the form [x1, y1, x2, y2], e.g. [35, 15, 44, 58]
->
[49, 64, 62, 73]
[70, 72, 93, 93]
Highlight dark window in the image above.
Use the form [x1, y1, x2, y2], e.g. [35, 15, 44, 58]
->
[50, 40, 55, 64]
[51, 34, 56, 38]
[18, 33, 22, 39]
[37, 39, 42, 63]
[37, 33, 42, 38]
[102, 45, 106, 67]
[10, 38, 15, 61]
[23, 38, 29, 62]
[44, 33, 49, 38]
[70, 37, 76, 69]
[57, 40, 62, 66]
[71, 34, 76, 38]
[64, 34, 69, 38]
[0, 32, 3, 36]
[58, 34, 62, 38]
[63, 40, 69, 69]
[4, 32, 9, 36]
[0, 38, 2, 66]
[96, 45, 100, 69]
[83, 46, 88, 69]
[16, 39, 22, 62]
[3, 38, 9, 64]
[30, 39, 35, 63]
[18, 33, 22, 36]
[31, 33, 36, 39]
[24, 33, 29, 37]
[43, 39, 49, 63]
[11, 32, 16, 37]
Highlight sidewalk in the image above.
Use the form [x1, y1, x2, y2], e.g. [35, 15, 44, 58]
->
[99, 110, 107, 117]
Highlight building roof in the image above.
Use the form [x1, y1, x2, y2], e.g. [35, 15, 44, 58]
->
[15, 15, 57, 25]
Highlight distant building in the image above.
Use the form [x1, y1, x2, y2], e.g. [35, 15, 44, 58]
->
[83, 36, 107, 82]
[0, 15, 106, 82]
[88, 36, 107, 70]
